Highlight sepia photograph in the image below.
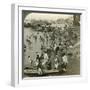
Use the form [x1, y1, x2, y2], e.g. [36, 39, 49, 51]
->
[22, 10, 80, 78]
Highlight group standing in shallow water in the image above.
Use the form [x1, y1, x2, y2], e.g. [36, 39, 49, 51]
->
[28, 43, 69, 75]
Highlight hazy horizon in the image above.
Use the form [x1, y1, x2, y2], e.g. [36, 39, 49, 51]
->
[24, 12, 73, 22]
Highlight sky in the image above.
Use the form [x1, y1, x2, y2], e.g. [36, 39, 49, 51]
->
[25, 12, 73, 21]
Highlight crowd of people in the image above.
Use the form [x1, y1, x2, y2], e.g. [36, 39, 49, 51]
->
[24, 19, 80, 76]
[27, 43, 69, 75]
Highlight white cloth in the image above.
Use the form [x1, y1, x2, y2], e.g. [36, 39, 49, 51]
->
[44, 53, 48, 62]
[54, 58, 59, 69]
[42, 53, 48, 65]
[55, 58, 58, 62]
[54, 44, 57, 51]
[35, 59, 39, 66]
[37, 68, 42, 75]
[62, 55, 68, 64]
[55, 63, 59, 69]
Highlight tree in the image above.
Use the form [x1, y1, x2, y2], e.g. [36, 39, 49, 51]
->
[73, 14, 80, 26]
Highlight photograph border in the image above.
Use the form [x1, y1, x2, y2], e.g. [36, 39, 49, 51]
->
[11, 4, 87, 87]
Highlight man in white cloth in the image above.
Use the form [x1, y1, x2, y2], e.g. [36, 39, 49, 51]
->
[54, 55, 59, 70]
[35, 54, 43, 75]
[42, 51, 49, 70]
[61, 53, 68, 72]
[28, 56, 32, 67]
